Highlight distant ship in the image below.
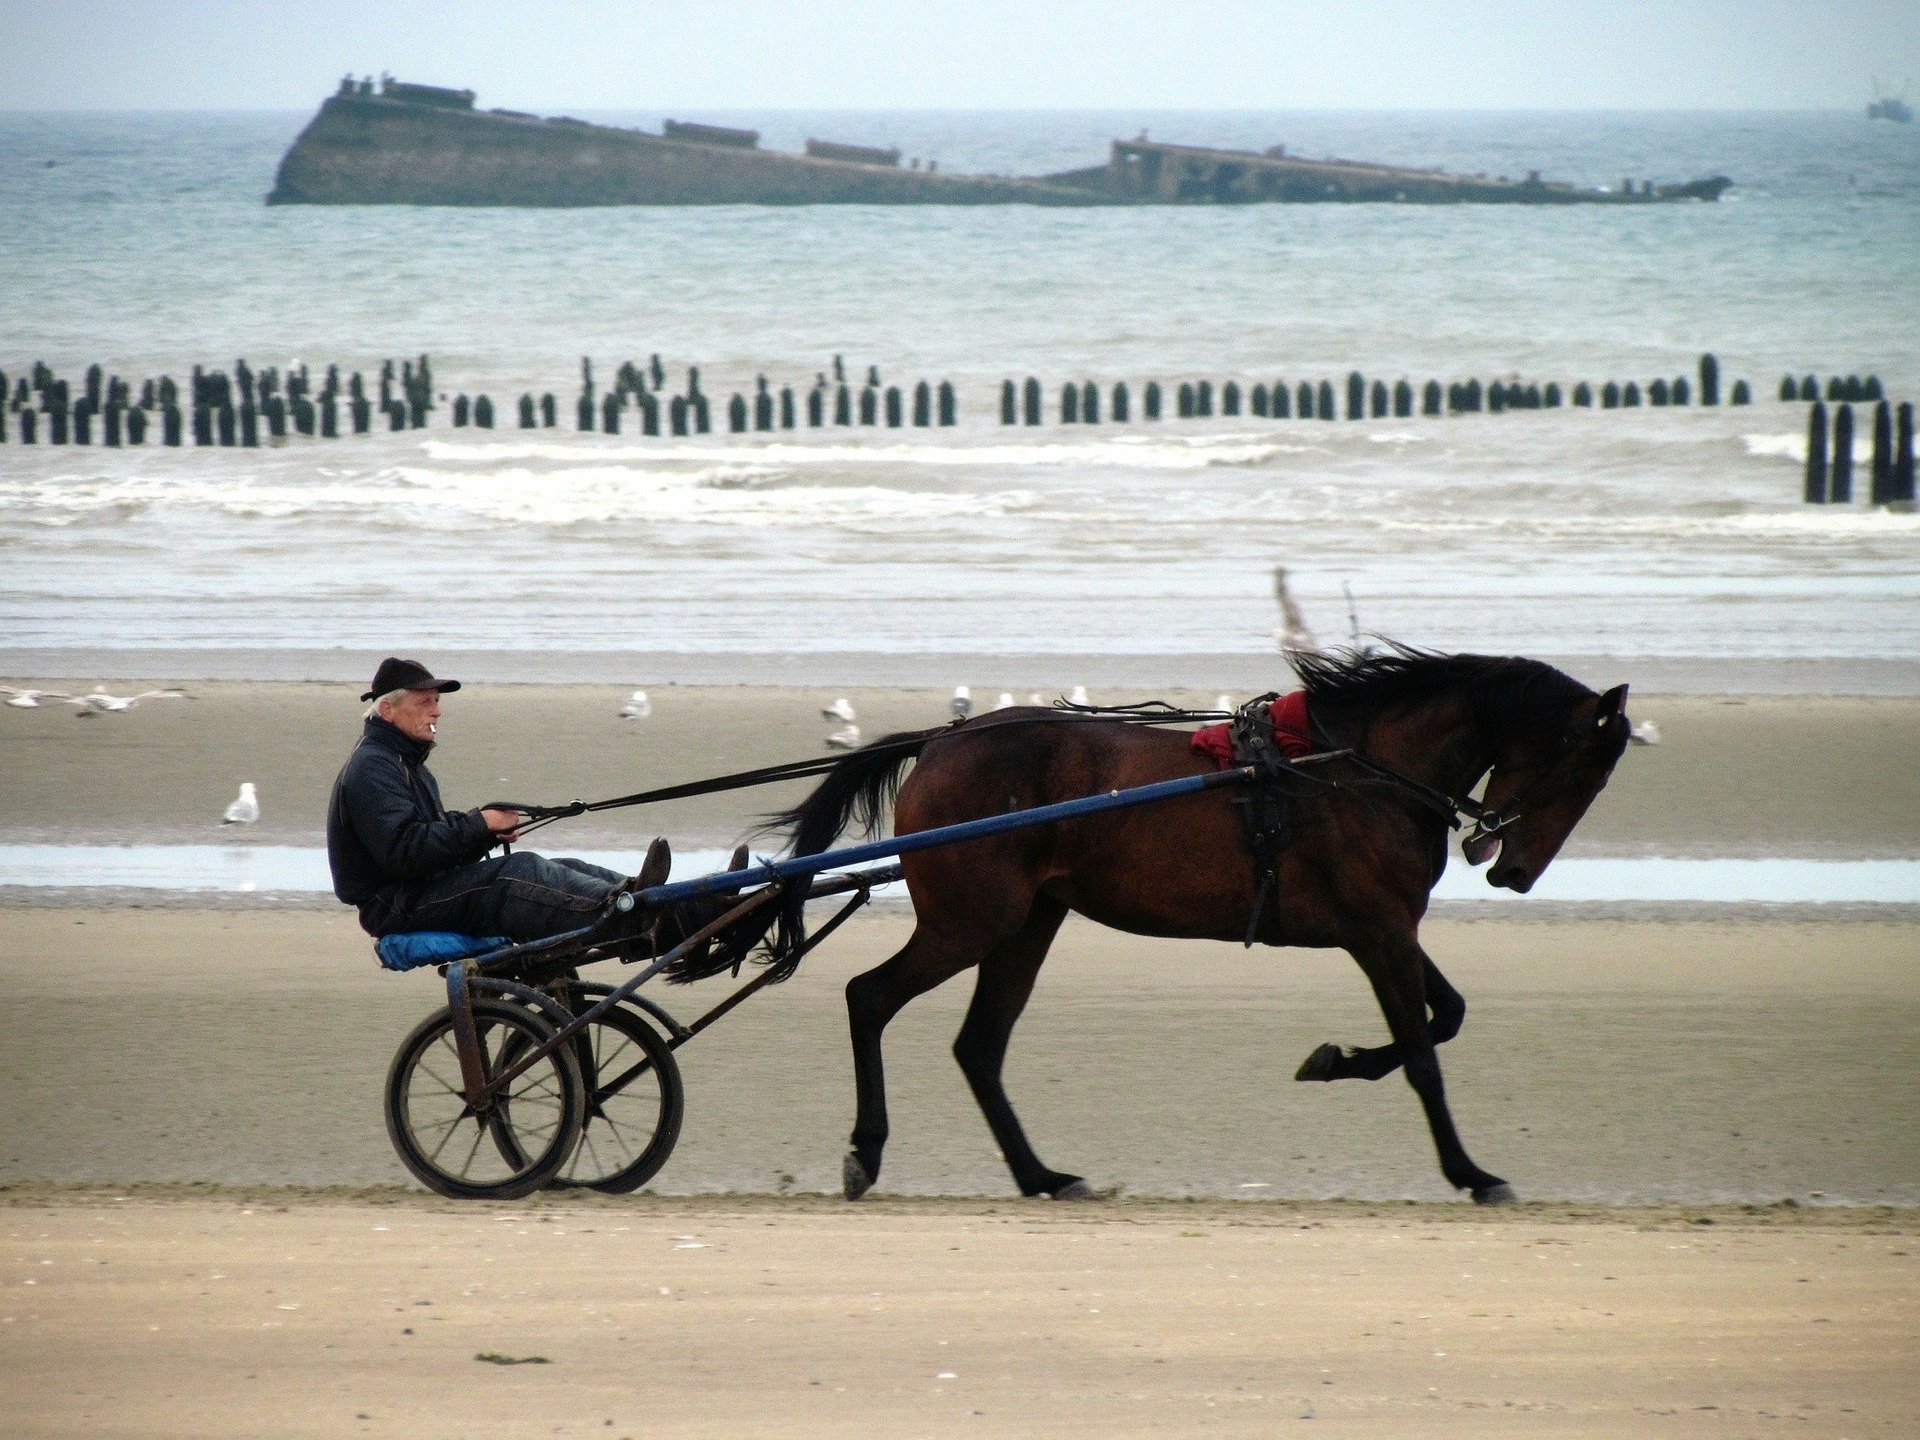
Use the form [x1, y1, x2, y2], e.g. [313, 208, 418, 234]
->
[268, 77, 1734, 208]
[1867, 78, 1913, 123]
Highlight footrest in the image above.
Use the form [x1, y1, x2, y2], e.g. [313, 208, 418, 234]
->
[375, 931, 510, 972]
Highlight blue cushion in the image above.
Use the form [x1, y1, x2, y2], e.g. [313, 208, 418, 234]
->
[375, 931, 510, 972]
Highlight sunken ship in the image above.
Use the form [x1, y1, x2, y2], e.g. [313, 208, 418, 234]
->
[268, 77, 1734, 209]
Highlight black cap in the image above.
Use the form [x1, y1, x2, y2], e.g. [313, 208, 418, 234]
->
[361, 657, 462, 703]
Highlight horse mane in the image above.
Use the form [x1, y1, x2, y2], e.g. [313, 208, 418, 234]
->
[1290, 643, 1594, 739]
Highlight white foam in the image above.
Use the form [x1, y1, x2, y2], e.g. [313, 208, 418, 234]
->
[1743, 433, 1807, 461]
[419, 435, 1290, 471]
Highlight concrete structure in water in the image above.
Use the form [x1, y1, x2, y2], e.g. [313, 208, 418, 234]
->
[269, 77, 1733, 208]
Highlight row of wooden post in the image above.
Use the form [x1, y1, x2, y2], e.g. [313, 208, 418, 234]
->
[3, 357, 433, 446]
[996, 355, 1751, 425]
[1803, 400, 1916, 504]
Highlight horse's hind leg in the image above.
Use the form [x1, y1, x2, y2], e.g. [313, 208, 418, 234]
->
[950, 897, 1084, 1199]
[1295, 953, 1466, 1082]
[843, 925, 993, 1200]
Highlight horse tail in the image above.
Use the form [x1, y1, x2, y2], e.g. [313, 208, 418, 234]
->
[660, 728, 935, 985]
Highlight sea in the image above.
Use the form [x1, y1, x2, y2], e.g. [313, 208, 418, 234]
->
[2, 108, 1917, 675]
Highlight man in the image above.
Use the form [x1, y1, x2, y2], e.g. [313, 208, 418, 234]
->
[327, 657, 669, 947]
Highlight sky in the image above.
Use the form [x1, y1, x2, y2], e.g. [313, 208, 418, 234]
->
[0, 0, 1914, 111]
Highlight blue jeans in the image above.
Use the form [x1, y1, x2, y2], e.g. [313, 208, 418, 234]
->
[374, 852, 627, 942]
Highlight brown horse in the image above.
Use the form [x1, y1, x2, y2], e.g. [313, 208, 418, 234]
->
[738, 648, 1631, 1203]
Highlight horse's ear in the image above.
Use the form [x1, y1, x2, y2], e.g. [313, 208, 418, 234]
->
[1597, 684, 1629, 723]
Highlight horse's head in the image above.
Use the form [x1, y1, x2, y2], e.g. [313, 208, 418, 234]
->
[1464, 683, 1631, 893]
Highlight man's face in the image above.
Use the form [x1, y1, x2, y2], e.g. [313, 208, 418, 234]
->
[382, 687, 442, 743]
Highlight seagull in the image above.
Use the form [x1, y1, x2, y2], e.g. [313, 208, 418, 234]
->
[222, 782, 259, 825]
[826, 724, 862, 749]
[992, 692, 1015, 711]
[1216, 694, 1234, 713]
[822, 697, 857, 722]
[1272, 566, 1319, 653]
[2, 687, 68, 709]
[1068, 685, 1091, 707]
[1629, 720, 1661, 746]
[67, 687, 188, 716]
[1028, 692, 1045, 706]
[949, 686, 972, 719]
[618, 690, 651, 720]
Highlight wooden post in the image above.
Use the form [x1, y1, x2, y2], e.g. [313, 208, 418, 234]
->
[1271, 382, 1290, 419]
[1804, 401, 1827, 503]
[1892, 402, 1916, 503]
[755, 385, 775, 432]
[859, 386, 878, 425]
[1081, 381, 1099, 424]
[518, 394, 535, 428]
[1221, 381, 1240, 417]
[1864, 376, 1885, 401]
[1601, 381, 1619, 409]
[190, 405, 210, 445]
[578, 392, 595, 431]
[103, 404, 122, 447]
[216, 405, 235, 446]
[239, 404, 258, 446]
[1869, 400, 1893, 504]
[1423, 380, 1442, 416]
[693, 394, 711, 434]
[1299, 382, 1315, 419]
[912, 380, 931, 427]
[1778, 376, 1796, 402]
[669, 395, 688, 436]
[158, 405, 178, 446]
[453, 395, 470, 427]
[351, 396, 370, 434]
[1393, 379, 1412, 417]
[1196, 380, 1213, 418]
[320, 397, 338, 437]
[1062, 383, 1081, 424]
[1176, 382, 1193, 419]
[1622, 382, 1641, 407]
[781, 386, 797, 429]
[1001, 380, 1017, 425]
[21, 408, 39, 444]
[126, 406, 147, 445]
[885, 386, 903, 427]
[1799, 376, 1817, 402]
[1251, 383, 1269, 417]
[1023, 377, 1042, 426]
[837, 384, 855, 425]
[1649, 378, 1668, 407]
[1699, 353, 1719, 406]
[1317, 379, 1336, 420]
[1111, 381, 1129, 423]
[474, 396, 493, 429]
[640, 391, 660, 436]
[1370, 379, 1388, 418]
[1730, 379, 1752, 405]
[808, 386, 825, 427]
[1830, 403, 1854, 502]
[1672, 376, 1690, 406]
[938, 381, 957, 426]
[729, 394, 748, 432]
[541, 393, 557, 428]
[1346, 371, 1364, 420]
[603, 392, 623, 434]
[1488, 381, 1507, 414]
[1543, 382, 1562, 408]
[1144, 381, 1162, 420]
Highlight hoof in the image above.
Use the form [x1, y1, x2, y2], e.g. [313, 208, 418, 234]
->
[1294, 1042, 1341, 1083]
[842, 1152, 874, 1202]
[1472, 1182, 1518, 1206]
[1050, 1178, 1103, 1202]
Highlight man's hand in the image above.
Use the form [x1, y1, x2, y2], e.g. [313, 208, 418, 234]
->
[482, 807, 525, 843]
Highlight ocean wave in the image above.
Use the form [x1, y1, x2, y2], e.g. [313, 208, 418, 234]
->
[1743, 433, 1807, 461]
[418, 435, 1294, 470]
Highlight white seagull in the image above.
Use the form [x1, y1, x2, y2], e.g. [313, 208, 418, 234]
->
[826, 724, 862, 750]
[67, 687, 189, 716]
[992, 692, 1015, 711]
[1629, 720, 1662, 746]
[618, 690, 651, 720]
[2, 687, 64, 709]
[1216, 694, 1234, 713]
[222, 782, 260, 825]
[949, 686, 972, 719]
[822, 697, 857, 722]
[1068, 685, 1091, 707]
[1027, 692, 1045, 706]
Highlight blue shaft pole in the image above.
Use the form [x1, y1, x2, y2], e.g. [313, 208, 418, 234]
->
[636, 765, 1253, 907]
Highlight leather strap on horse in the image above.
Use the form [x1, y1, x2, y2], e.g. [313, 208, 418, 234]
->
[1228, 694, 1291, 948]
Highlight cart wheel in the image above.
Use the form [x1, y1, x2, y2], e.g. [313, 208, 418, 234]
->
[497, 988, 685, 1194]
[385, 998, 586, 1201]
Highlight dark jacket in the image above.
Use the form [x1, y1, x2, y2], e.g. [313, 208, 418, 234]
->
[327, 716, 496, 928]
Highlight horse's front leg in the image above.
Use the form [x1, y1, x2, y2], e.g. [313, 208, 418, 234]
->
[1294, 953, 1466, 1081]
[1346, 937, 1512, 1203]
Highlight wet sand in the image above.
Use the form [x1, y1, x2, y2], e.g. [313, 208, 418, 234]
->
[2, 908, 1914, 1205]
[3, 679, 1918, 855]
[3, 1187, 1913, 1440]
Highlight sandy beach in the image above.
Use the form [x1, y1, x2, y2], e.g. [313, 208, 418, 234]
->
[4, 1187, 1913, 1440]
[3, 677, 1918, 855]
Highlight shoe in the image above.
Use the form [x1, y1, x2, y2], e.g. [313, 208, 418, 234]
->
[634, 837, 671, 892]
[585, 838, 673, 954]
